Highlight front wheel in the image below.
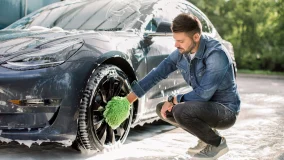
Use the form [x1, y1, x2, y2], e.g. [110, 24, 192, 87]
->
[74, 65, 133, 152]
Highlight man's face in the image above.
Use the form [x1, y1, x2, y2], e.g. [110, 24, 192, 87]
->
[173, 32, 196, 54]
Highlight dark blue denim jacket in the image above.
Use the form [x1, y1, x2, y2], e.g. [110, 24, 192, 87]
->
[131, 34, 241, 113]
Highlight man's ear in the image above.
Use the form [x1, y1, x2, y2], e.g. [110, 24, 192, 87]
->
[193, 33, 201, 42]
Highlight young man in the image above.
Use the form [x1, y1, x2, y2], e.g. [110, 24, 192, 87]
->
[126, 13, 241, 159]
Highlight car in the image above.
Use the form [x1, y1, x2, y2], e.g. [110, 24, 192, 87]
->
[0, 0, 236, 152]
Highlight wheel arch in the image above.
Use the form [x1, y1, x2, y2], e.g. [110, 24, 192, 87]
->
[96, 51, 140, 124]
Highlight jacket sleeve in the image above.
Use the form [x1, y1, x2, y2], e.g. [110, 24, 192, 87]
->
[131, 50, 179, 98]
[176, 50, 230, 102]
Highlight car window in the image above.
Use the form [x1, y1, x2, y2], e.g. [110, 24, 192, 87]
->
[143, 1, 213, 34]
[144, 1, 188, 33]
[145, 19, 158, 32]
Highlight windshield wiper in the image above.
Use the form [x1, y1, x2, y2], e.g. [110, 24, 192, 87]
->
[96, 28, 122, 31]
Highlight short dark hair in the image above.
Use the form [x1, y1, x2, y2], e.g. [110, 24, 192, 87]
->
[172, 13, 202, 36]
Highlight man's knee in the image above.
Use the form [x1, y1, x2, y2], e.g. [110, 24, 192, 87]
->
[172, 104, 183, 119]
[156, 101, 180, 127]
[156, 101, 165, 115]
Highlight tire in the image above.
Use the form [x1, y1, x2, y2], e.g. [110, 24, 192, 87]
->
[73, 64, 133, 152]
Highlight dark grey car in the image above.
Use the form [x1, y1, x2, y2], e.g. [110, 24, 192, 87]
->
[0, 0, 236, 152]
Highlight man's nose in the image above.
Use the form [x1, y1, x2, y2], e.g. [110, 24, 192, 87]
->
[175, 42, 179, 48]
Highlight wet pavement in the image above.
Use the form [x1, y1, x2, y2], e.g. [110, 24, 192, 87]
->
[0, 74, 284, 160]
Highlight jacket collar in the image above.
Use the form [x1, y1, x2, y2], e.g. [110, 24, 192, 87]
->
[193, 34, 206, 60]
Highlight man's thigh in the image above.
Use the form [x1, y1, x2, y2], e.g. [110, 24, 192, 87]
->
[172, 101, 236, 129]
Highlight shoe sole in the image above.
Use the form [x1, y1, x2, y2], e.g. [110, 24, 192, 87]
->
[213, 147, 229, 159]
[186, 147, 207, 156]
[191, 147, 229, 160]
[186, 150, 201, 156]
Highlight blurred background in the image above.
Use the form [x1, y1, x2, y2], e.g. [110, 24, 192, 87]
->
[0, 0, 283, 73]
[190, 0, 284, 73]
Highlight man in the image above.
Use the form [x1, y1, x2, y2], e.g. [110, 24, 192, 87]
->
[126, 13, 241, 159]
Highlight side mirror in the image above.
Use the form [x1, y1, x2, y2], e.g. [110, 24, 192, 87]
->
[156, 21, 172, 33]
[141, 34, 154, 47]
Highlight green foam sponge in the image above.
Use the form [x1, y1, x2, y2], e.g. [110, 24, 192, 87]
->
[103, 96, 131, 129]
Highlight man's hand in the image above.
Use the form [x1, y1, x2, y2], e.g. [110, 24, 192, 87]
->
[161, 101, 174, 119]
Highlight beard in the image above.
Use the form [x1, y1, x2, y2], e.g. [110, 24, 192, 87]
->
[177, 40, 196, 54]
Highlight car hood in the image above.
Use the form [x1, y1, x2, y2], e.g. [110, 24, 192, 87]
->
[0, 27, 140, 65]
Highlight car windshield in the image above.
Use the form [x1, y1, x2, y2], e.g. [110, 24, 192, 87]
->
[6, 0, 158, 31]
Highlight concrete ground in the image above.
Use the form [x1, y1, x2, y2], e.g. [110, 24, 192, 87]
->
[0, 74, 283, 160]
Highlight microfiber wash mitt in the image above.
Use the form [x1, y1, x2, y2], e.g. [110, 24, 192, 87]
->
[103, 96, 131, 129]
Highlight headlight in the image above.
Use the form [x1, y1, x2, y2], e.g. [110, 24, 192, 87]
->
[2, 40, 83, 70]
[1, 40, 83, 70]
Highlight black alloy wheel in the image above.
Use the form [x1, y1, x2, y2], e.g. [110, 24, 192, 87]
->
[74, 65, 133, 152]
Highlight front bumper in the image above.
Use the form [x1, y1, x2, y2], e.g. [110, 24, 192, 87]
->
[0, 60, 95, 142]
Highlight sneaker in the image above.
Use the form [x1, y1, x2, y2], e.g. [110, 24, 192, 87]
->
[186, 139, 207, 156]
[192, 137, 229, 160]
[186, 129, 220, 156]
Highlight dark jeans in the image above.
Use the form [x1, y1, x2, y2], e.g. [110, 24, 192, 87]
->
[156, 101, 237, 147]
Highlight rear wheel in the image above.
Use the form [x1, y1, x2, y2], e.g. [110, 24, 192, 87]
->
[74, 65, 133, 152]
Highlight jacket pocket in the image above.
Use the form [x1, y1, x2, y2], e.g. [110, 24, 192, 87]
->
[196, 67, 206, 77]
[176, 64, 188, 74]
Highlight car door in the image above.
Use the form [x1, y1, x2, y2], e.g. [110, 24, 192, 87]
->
[137, 19, 188, 119]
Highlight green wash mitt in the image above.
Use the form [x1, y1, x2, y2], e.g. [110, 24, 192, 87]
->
[103, 96, 131, 129]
